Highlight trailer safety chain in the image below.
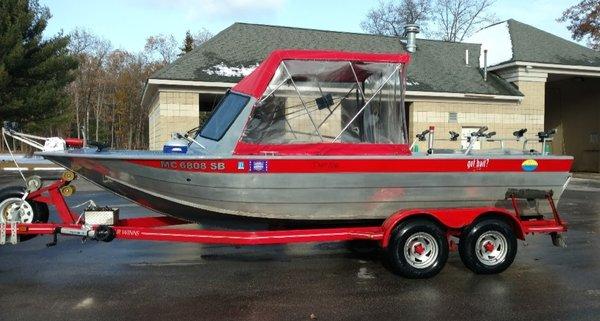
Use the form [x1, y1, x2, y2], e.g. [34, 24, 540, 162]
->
[71, 200, 98, 225]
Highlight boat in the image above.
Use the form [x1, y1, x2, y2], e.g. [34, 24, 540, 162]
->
[9, 49, 573, 223]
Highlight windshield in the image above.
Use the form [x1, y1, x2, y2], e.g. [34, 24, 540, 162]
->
[198, 92, 250, 141]
[240, 60, 407, 145]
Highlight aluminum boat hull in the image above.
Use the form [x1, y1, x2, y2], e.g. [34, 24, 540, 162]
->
[41, 153, 573, 222]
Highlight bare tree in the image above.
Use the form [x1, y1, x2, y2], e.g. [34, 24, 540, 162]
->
[558, 0, 600, 50]
[361, 0, 497, 42]
[68, 29, 96, 55]
[361, 0, 432, 37]
[144, 34, 178, 64]
[61, 29, 167, 150]
[432, 0, 497, 42]
[193, 28, 213, 47]
[68, 29, 111, 139]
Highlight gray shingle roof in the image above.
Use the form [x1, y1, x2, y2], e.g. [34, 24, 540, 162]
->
[152, 23, 522, 96]
[507, 19, 600, 66]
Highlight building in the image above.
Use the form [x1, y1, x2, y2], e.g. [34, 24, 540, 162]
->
[142, 19, 600, 172]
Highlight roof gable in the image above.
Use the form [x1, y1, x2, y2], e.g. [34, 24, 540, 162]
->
[508, 19, 600, 66]
[468, 19, 600, 67]
[152, 22, 522, 97]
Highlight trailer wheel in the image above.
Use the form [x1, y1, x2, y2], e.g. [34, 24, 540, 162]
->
[386, 219, 448, 279]
[459, 219, 517, 274]
[0, 186, 49, 242]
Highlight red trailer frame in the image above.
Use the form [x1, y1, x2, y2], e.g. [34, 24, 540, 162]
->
[1, 176, 568, 278]
[5, 177, 566, 248]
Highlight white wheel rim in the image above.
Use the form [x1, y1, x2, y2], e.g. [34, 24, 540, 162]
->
[0, 197, 35, 224]
[475, 231, 508, 266]
[403, 232, 439, 269]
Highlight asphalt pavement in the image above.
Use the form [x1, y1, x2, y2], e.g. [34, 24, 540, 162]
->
[1, 173, 599, 321]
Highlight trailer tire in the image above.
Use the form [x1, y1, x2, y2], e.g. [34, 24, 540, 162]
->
[459, 219, 517, 274]
[0, 186, 49, 242]
[386, 219, 448, 279]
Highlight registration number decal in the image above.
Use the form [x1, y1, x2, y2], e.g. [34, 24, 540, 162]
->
[160, 161, 226, 171]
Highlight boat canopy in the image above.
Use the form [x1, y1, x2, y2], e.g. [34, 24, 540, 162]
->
[201, 49, 413, 156]
[232, 50, 411, 99]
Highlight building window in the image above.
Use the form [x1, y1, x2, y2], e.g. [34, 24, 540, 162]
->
[448, 112, 457, 123]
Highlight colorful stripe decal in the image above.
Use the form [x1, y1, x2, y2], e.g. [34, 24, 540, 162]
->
[126, 158, 572, 174]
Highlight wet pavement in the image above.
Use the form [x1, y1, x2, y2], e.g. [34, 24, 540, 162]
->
[1, 175, 599, 321]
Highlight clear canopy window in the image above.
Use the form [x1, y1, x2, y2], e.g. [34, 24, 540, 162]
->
[241, 60, 407, 145]
[198, 92, 249, 141]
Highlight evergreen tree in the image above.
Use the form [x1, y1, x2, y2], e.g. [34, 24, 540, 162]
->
[0, 0, 78, 130]
[179, 30, 194, 56]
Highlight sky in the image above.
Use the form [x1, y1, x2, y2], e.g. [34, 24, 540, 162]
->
[39, 0, 584, 52]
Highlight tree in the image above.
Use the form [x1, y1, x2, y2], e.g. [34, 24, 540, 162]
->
[180, 30, 194, 56]
[193, 28, 213, 47]
[65, 31, 165, 150]
[432, 0, 497, 42]
[68, 28, 111, 139]
[558, 0, 600, 51]
[144, 33, 178, 64]
[178, 28, 213, 57]
[361, 0, 431, 37]
[0, 0, 78, 130]
[361, 0, 496, 42]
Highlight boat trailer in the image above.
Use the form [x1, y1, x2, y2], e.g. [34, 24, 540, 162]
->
[1, 172, 567, 278]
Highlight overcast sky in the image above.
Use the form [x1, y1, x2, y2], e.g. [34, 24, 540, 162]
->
[39, 0, 583, 52]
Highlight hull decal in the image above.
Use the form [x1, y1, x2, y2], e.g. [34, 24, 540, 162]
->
[522, 159, 539, 172]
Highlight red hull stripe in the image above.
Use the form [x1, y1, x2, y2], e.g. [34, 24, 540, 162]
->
[126, 158, 572, 174]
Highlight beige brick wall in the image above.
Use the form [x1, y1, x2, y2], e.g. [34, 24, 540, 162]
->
[410, 94, 544, 151]
[148, 91, 200, 150]
[148, 96, 160, 150]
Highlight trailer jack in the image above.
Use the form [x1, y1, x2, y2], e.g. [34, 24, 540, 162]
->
[551, 232, 567, 248]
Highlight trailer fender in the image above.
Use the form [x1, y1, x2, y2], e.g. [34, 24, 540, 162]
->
[380, 207, 525, 248]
